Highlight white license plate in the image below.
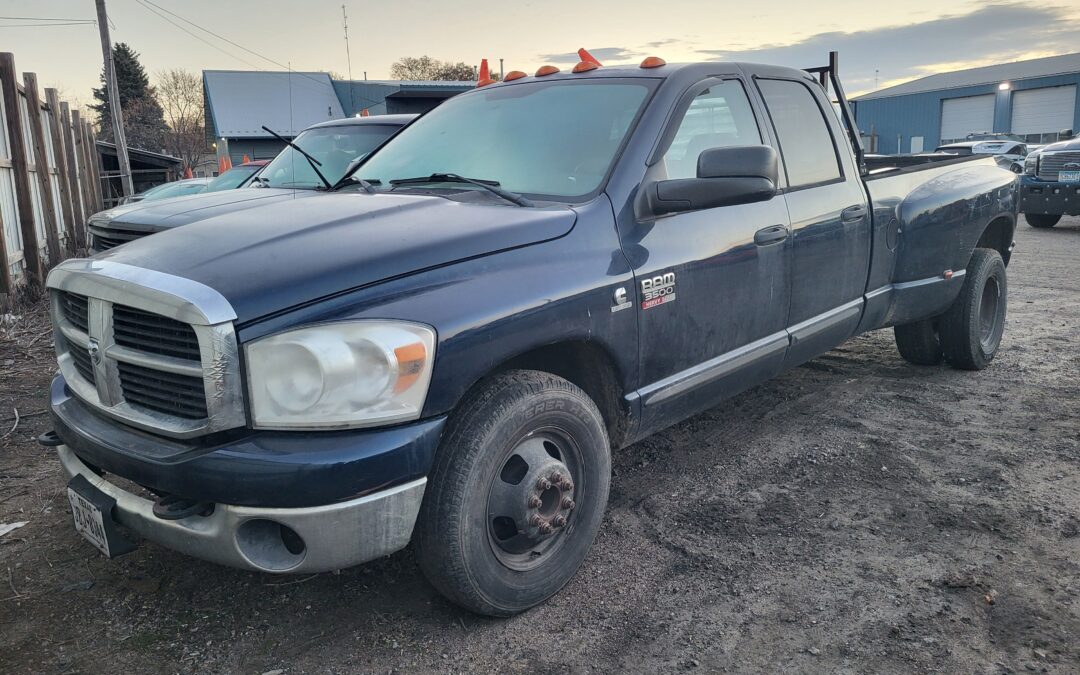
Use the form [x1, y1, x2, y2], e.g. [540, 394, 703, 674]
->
[68, 486, 112, 556]
[1060, 171, 1080, 183]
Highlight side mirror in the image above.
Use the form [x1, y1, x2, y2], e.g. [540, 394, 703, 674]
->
[646, 145, 779, 217]
[1061, 128, 1075, 140]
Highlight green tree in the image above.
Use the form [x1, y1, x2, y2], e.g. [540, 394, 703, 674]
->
[91, 43, 169, 151]
[390, 56, 485, 81]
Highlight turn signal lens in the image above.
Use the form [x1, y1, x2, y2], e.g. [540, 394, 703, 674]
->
[640, 56, 666, 68]
[535, 65, 560, 76]
[504, 70, 527, 81]
[572, 61, 598, 73]
[476, 78, 496, 87]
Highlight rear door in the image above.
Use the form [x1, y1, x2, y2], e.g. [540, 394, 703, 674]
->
[629, 77, 791, 433]
[754, 77, 871, 367]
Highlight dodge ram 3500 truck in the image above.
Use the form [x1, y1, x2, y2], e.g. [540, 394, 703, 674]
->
[44, 53, 1017, 616]
[87, 115, 413, 253]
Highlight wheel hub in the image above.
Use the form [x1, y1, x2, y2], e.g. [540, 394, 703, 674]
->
[486, 434, 580, 568]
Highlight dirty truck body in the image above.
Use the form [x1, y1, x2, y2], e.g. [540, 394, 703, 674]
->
[46, 56, 1017, 616]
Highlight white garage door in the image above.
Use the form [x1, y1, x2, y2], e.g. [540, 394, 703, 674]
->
[940, 95, 995, 142]
[1011, 85, 1076, 135]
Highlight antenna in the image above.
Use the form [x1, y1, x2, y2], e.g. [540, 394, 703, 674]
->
[342, 3, 355, 113]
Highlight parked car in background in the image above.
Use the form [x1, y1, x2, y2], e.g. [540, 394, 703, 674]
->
[935, 140, 1028, 173]
[1019, 132, 1080, 228]
[204, 160, 270, 192]
[87, 115, 414, 253]
[120, 177, 211, 204]
[46, 54, 1017, 615]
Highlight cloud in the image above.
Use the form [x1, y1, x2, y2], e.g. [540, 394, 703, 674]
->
[537, 47, 638, 64]
[697, 3, 1080, 95]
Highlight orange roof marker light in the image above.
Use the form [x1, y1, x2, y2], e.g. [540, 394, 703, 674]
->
[640, 56, 667, 69]
[242, 154, 251, 163]
[535, 65, 560, 77]
[477, 58, 496, 87]
[504, 70, 527, 81]
[577, 48, 603, 67]
[572, 61, 598, 73]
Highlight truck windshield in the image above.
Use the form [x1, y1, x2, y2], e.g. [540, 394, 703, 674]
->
[359, 79, 653, 200]
[257, 125, 398, 190]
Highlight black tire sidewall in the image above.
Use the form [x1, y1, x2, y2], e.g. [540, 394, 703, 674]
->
[417, 371, 610, 616]
[941, 248, 1007, 370]
[1026, 214, 1061, 228]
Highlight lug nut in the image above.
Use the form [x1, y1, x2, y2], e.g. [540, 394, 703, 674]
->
[561, 497, 575, 510]
[528, 495, 543, 508]
[529, 514, 543, 527]
[550, 471, 564, 484]
[553, 515, 567, 528]
[538, 521, 553, 534]
[537, 477, 552, 490]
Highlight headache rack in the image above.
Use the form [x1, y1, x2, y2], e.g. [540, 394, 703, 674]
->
[804, 51, 866, 175]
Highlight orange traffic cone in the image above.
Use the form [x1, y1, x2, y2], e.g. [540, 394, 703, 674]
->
[242, 154, 251, 164]
[218, 156, 227, 174]
[477, 58, 495, 87]
[183, 166, 193, 179]
[360, 108, 369, 117]
[224, 155, 233, 171]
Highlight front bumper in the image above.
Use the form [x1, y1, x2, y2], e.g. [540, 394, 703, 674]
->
[59, 445, 425, 572]
[1020, 178, 1080, 216]
[51, 374, 445, 508]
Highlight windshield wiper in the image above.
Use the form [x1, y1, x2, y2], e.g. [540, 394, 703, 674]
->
[261, 125, 331, 190]
[330, 156, 377, 193]
[388, 173, 533, 207]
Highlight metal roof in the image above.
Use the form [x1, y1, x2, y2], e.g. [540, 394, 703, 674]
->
[854, 52, 1080, 101]
[203, 70, 345, 138]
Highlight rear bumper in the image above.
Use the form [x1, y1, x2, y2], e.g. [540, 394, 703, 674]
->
[1020, 179, 1080, 216]
[59, 445, 425, 573]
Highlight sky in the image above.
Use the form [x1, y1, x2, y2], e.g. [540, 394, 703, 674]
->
[2, 0, 1079, 113]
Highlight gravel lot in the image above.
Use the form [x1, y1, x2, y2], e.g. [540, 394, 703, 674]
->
[1, 215, 1078, 674]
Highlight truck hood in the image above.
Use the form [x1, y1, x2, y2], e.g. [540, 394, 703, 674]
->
[93, 188, 312, 230]
[97, 192, 577, 323]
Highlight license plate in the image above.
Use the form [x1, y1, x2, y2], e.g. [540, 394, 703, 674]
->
[68, 485, 112, 556]
[66, 475, 134, 558]
[1061, 171, 1080, 183]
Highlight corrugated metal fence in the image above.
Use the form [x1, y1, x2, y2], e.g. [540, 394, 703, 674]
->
[0, 52, 103, 303]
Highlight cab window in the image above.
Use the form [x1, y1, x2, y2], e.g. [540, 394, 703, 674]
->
[757, 79, 843, 187]
[662, 80, 762, 180]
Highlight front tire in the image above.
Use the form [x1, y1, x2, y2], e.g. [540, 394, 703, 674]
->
[1026, 213, 1061, 228]
[938, 248, 1007, 370]
[415, 370, 611, 616]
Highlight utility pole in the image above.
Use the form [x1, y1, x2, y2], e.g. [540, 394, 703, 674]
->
[94, 0, 133, 198]
[499, 58, 504, 80]
[342, 3, 355, 113]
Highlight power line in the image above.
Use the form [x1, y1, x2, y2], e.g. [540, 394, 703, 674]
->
[0, 16, 95, 21]
[133, 0, 264, 71]
[0, 22, 96, 27]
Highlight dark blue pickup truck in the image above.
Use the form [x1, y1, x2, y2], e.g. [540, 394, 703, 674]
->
[45, 53, 1017, 616]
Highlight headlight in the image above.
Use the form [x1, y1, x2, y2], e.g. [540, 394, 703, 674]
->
[245, 320, 436, 429]
[1024, 154, 1038, 175]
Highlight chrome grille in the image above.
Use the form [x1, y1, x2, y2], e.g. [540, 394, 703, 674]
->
[58, 292, 89, 333]
[117, 361, 208, 419]
[1037, 151, 1080, 181]
[88, 223, 147, 252]
[113, 305, 201, 360]
[48, 259, 245, 439]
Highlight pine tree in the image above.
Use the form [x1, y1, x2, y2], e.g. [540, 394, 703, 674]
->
[91, 43, 169, 151]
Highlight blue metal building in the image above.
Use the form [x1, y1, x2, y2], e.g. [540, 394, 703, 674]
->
[203, 71, 473, 163]
[852, 52, 1080, 155]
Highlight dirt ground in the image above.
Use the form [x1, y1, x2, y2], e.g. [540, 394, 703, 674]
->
[1, 215, 1078, 674]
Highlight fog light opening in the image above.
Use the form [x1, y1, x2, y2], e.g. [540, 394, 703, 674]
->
[235, 518, 307, 571]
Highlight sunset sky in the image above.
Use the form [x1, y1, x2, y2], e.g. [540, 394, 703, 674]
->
[2, 0, 1079, 110]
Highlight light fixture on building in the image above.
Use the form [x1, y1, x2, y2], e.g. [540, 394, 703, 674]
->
[999, 82, 1011, 90]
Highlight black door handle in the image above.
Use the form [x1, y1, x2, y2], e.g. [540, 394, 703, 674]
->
[754, 224, 789, 246]
[841, 204, 868, 222]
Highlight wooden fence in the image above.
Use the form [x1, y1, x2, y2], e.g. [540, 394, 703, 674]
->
[0, 52, 103, 304]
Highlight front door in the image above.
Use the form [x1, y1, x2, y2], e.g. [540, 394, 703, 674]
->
[626, 78, 791, 434]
